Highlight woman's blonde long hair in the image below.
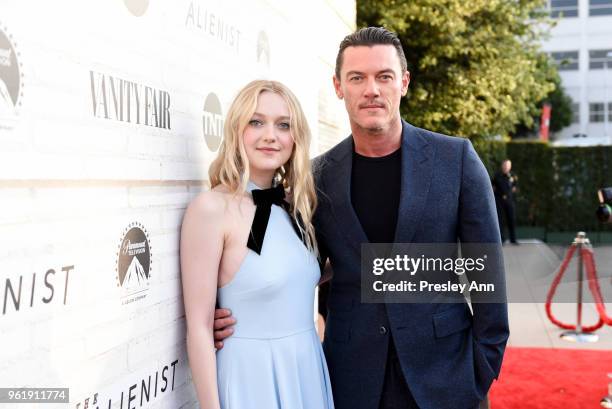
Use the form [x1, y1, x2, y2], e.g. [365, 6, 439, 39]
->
[209, 80, 318, 256]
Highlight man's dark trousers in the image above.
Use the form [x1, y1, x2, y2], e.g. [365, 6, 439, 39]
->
[495, 194, 516, 243]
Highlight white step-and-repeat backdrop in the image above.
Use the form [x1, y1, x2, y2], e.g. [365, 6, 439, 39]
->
[0, 0, 354, 407]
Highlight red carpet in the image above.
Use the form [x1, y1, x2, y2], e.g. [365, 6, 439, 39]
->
[489, 347, 612, 409]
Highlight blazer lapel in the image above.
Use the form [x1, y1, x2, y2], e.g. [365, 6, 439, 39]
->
[325, 137, 369, 255]
[324, 121, 434, 253]
[394, 121, 434, 244]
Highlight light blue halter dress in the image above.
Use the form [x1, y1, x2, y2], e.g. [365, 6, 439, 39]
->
[216, 182, 334, 409]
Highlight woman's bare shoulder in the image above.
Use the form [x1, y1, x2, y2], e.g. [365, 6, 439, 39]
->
[186, 186, 251, 217]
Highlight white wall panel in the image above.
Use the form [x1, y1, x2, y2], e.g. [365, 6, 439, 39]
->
[0, 0, 355, 407]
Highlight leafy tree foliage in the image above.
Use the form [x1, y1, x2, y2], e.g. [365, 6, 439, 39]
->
[358, 0, 556, 139]
[513, 55, 574, 138]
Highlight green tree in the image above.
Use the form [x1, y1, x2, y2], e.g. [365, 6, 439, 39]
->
[513, 55, 574, 138]
[547, 76, 573, 134]
[358, 0, 556, 139]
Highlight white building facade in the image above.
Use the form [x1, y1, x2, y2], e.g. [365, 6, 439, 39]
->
[541, 0, 612, 145]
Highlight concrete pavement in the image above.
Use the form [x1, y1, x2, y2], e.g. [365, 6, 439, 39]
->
[504, 239, 612, 350]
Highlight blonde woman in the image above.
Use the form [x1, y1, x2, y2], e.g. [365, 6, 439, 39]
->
[180, 80, 334, 409]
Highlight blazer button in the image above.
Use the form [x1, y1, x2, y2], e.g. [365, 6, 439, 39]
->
[379, 326, 388, 335]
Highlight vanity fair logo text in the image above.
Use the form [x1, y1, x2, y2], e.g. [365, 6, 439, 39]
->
[89, 71, 171, 129]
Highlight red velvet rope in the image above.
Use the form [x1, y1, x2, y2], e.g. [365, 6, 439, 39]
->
[583, 249, 612, 326]
[544, 244, 612, 332]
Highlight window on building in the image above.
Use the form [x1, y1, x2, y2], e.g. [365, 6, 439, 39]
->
[572, 103, 580, 123]
[589, 49, 612, 69]
[551, 51, 579, 70]
[550, 0, 579, 17]
[609, 102, 612, 122]
[589, 103, 605, 122]
[589, 0, 612, 16]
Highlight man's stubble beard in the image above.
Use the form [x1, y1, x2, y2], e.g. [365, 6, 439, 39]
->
[357, 113, 400, 136]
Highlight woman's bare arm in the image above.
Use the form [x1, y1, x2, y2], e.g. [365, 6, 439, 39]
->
[180, 192, 225, 409]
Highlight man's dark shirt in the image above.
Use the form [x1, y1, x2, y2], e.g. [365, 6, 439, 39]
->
[492, 171, 516, 200]
[351, 147, 402, 243]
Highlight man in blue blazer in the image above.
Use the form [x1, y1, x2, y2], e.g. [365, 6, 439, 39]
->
[215, 27, 508, 409]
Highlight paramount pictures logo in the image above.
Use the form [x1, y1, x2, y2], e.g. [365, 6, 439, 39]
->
[0, 22, 24, 128]
[116, 222, 152, 305]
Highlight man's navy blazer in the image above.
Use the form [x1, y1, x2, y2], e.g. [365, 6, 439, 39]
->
[313, 120, 509, 409]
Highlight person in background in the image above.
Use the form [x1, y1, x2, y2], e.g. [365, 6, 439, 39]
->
[492, 159, 518, 245]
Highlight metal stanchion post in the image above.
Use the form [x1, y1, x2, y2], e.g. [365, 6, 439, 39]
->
[560, 232, 599, 343]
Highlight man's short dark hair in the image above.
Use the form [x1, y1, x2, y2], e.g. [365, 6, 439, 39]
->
[335, 27, 408, 80]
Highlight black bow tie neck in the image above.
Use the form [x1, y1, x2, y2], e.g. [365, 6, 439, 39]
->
[246, 182, 307, 255]
[247, 183, 286, 255]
